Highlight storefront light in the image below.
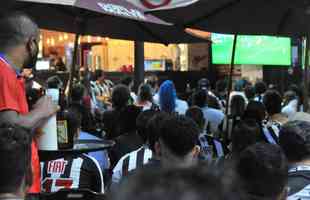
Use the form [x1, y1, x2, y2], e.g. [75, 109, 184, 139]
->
[51, 38, 55, 46]
[64, 33, 68, 40]
[59, 35, 63, 42]
[87, 36, 92, 43]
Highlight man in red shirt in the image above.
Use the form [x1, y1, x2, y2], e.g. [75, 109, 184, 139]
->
[0, 12, 58, 193]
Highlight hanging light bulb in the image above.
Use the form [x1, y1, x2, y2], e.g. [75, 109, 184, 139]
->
[96, 36, 101, 42]
[47, 38, 50, 45]
[105, 37, 110, 41]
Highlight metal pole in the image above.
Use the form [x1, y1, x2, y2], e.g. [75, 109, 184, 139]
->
[67, 32, 80, 102]
[134, 41, 145, 92]
[224, 34, 238, 143]
[304, 36, 309, 112]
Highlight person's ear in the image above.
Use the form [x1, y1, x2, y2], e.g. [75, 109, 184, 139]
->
[192, 145, 201, 158]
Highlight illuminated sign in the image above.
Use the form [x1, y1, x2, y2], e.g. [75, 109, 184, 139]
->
[97, 2, 146, 21]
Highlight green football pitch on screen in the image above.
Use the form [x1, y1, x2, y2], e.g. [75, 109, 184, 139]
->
[211, 33, 292, 66]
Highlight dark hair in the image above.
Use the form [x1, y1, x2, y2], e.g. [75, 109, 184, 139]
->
[192, 89, 207, 108]
[147, 112, 170, 152]
[185, 106, 205, 131]
[138, 84, 153, 102]
[244, 86, 255, 100]
[0, 12, 39, 52]
[232, 119, 263, 155]
[263, 90, 282, 115]
[119, 105, 142, 133]
[64, 107, 82, 139]
[115, 166, 235, 200]
[94, 69, 103, 81]
[160, 115, 199, 157]
[0, 124, 32, 193]
[120, 76, 133, 87]
[136, 110, 157, 143]
[254, 81, 267, 95]
[112, 84, 131, 109]
[243, 101, 266, 123]
[71, 84, 85, 102]
[230, 95, 245, 117]
[279, 121, 310, 162]
[207, 95, 221, 109]
[237, 143, 288, 198]
[216, 80, 227, 93]
[146, 75, 158, 89]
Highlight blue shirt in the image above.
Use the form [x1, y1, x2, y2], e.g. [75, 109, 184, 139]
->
[79, 131, 110, 170]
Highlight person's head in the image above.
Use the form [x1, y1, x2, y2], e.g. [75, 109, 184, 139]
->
[216, 80, 227, 95]
[0, 124, 32, 197]
[192, 89, 207, 108]
[237, 143, 288, 200]
[119, 105, 142, 133]
[206, 94, 221, 109]
[244, 85, 255, 101]
[120, 76, 134, 89]
[230, 95, 246, 117]
[254, 81, 267, 95]
[71, 84, 85, 103]
[136, 110, 157, 143]
[146, 75, 159, 92]
[197, 78, 210, 91]
[63, 108, 83, 142]
[94, 69, 104, 82]
[0, 12, 39, 69]
[159, 115, 200, 168]
[185, 106, 205, 131]
[231, 119, 263, 155]
[243, 101, 266, 123]
[159, 80, 177, 113]
[234, 79, 246, 92]
[279, 121, 310, 163]
[112, 84, 131, 109]
[146, 112, 170, 153]
[138, 84, 153, 103]
[283, 90, 297, 105]
[115, 165, 237, 200]
[263, 90, 282, 116]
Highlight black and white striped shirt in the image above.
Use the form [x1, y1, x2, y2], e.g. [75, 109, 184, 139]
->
[41, 154, 104, 193]
[112, 146, 152, 184]
[262, 120, 282, 144]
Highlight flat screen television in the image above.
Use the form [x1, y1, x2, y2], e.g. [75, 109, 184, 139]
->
[211, 33, 292, 66]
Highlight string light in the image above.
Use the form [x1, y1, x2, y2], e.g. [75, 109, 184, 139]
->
[47, 38, 50, 45]
[87, 36, 92, 43]
[59, 35, 63, 42]
[96, 36, 101, 42]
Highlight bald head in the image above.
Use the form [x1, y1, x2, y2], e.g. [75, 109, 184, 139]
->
[0, 11, 39, 52]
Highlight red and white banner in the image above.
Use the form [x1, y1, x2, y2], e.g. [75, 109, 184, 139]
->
[129, 0, 199, 10]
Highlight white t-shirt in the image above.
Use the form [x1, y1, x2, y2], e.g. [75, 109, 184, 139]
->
[282, 99, 298, 119]
[175, 99, 189, 115]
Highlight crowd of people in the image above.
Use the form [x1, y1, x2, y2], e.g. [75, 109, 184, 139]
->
[1, 11, 310, 200]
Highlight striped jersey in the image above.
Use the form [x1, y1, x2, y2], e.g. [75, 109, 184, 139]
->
[41, 154, 104, 193]
[288, 166, 310, 200]
[262, 120, 282, 144]
[112, 146, 152, 184]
